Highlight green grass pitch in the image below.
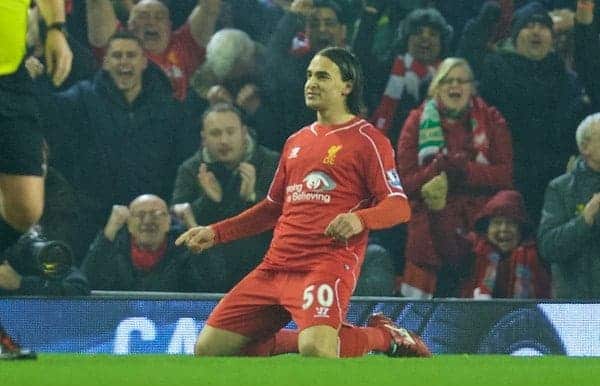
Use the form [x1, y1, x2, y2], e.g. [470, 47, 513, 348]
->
[3, 354, 599, 386]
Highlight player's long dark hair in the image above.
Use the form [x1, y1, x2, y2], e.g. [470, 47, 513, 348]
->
[316, 47, 366, 116]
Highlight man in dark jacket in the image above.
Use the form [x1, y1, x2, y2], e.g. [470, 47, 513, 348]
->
[171, 103, 279, 292]
[459, 1, 586, 224]
[82, 194, 198, 292]
[44, 31, 186, 252]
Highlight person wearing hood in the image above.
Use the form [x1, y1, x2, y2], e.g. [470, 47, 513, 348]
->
[42, 31, 186, 255]
[538, 113, 600, 299]
[430, 189, 551, 299]
[171, 102, 279, 292]
[396, 57, 513, 299]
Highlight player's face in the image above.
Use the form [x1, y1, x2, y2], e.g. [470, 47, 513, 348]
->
[436, 65, 474, 112]
[305, 55, 351, 112]
[103, 38, 148, 96]
[128, 0, 172, 54]
[127, 197, 170, 250]
[486, 216, 521, 254]
[201, 111, 247, 167]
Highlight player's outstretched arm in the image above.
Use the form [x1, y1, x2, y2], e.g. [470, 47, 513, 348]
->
[175, 226, 215, 253]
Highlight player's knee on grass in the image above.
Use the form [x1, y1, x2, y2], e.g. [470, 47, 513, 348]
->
[298, 325, 338, 358]
[194, 326, 250, 356]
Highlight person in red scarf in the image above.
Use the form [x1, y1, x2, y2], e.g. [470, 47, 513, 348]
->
[396, 57, 513, 299]
[369, 7, 452, 146]
[81, 194, 199, 292]
[431, 189, 551, 299]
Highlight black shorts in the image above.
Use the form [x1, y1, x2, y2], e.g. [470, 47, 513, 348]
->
[0, 67, 44, 176]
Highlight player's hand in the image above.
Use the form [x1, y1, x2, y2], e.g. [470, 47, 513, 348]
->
[198, 163, 223, 203]
[45, 28, 73, 87]
[238, 162, 257, 202]
[325, 213, 364, 241]
[0, 261, 22, 291]
[104, 205, 130, 241]
[175, 226, 216, 253]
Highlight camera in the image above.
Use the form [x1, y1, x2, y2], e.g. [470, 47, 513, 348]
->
[4, 230, 73, 279]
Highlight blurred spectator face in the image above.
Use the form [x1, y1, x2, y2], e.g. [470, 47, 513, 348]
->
[307, 7, 346, 53]
[515, 22, 553, 61]
[407, 26, 441, 65]
[436, 64, 474, 112]
[305, 54, 350, 113]
[580, 123, 600, 172]
[202, 110, 247, 167]
[486, 216, 521, 254]
[103, 38, 148, 98]
[128, 0, 172, 54]
[205, 29, 256, 80]
[127, 195, 171, 250]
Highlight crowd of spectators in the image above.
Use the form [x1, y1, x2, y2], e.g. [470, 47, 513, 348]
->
[5, 0, 600, 299]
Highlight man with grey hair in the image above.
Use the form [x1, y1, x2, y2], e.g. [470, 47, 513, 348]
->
[190, 28, 266, 124]
[538, 112, 600, 299]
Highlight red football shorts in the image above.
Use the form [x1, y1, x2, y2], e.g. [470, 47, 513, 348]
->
[205, 267, 356, 340]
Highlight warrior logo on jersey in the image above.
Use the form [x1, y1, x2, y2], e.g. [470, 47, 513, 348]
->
[386, 169, 403, 189]
[322, 145, 342, 166]
[303, 171, 336, 191]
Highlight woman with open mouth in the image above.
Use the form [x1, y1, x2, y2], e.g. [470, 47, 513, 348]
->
[395, 57, 514, 300]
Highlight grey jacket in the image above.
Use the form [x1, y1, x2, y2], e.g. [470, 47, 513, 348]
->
[538, 158, 600, 299]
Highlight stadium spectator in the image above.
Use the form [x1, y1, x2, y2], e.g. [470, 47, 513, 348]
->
[82, 194, 199, 292]
[171, 103, 279, 292]
[459, 1, 586, 225]
[86, 0, 221, 100]
[188, 29, 271, 141]
[262, 0, 347, 151]
[42, 31, 186, 255]
[574, 0, 600, 111]
[0, 0, 72, 361]
[396, 58, 513, 298]
[430, 190, 551, 299]
[177, 47, 430, 358]
[538, 113, 600, 299]
[0, 228, 90, 297]
[369, 7, 453, 146]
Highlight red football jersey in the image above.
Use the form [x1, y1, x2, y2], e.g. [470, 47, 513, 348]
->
[262, 116, 407, 276]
